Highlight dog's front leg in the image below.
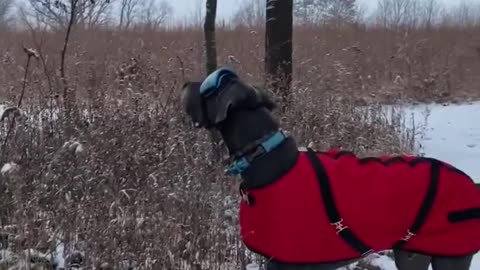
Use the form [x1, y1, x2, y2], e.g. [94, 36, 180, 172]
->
[393, 249, 431, 270]
[430, 254, 474, 270]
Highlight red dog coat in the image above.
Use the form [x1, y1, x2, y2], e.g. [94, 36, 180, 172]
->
[239, 148, 480, 264]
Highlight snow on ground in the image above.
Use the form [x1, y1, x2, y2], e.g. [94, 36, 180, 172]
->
[1, 162, 18, 175]
[404, 101, 480, 182]
[366, 253, 398, 269]
[53, 240, 65, 270]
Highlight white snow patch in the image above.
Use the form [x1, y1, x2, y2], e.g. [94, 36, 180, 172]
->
[1, 162, 18, 175]
[75, 143, 84, 154]
[366, 254, 397, 269]
[471, 254, 480, 269]
[53, 240, 65, 269]
[403, 101, 480, 182]
[63, 139, 84, 154]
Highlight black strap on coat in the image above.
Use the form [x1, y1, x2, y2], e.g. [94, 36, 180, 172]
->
[305, 148, 374, 257]
[448, 208, 480, 222]
[306, 148, 442, 255]
[392, 160, 440, 249]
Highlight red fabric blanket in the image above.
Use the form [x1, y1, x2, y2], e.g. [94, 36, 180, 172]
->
[239, 149, 480, 264]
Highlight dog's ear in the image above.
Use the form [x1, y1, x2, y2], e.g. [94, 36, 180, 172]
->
[198, 67, 244, 125]
[182, 81, 209, 128]
[251, 86, 276, 111]
[207, 78, 248, 125]
[210, 80, 277, 125]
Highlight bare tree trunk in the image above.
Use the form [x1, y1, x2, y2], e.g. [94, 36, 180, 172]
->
[61, 0, 79, 138]
[203, 0, 222, 161]
[265, 0, 293, 111]
[204, 0, 217, 75]
[119, 0, 126, 28]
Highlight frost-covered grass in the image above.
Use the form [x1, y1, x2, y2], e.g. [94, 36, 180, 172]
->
[0, 88, 418, 269]
[0, 68, 477, 270]
[0, 22, 478, 270]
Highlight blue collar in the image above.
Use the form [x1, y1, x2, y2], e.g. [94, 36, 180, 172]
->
[226, 130, 288, 176]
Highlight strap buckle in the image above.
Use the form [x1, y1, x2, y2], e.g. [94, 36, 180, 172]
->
[239, 185, 254, 205]
[226, 157, 250, 176]
[400, 230, 417, 242]
[330, 219, 349, 234]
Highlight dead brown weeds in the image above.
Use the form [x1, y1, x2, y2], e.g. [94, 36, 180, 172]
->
[0, 23, 465, 269]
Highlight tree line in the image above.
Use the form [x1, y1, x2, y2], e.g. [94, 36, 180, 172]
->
[1, 0, 480, 30]
[234, 0, 480, 28]
[0, 0, 173, 30]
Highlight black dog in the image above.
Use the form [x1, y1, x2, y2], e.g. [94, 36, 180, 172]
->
[182, 67, 479, 270]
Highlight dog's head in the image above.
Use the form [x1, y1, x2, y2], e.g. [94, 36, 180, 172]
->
[182, 67, 276, 129]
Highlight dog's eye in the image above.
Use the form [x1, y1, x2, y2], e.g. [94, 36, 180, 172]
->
[193, 122, 200, 128]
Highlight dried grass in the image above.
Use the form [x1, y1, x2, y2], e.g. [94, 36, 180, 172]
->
[0, 22, 470, 269]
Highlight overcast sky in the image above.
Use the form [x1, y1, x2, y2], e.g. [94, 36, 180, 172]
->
[169, 0, 477, 22]
[11, 0, 479, 25]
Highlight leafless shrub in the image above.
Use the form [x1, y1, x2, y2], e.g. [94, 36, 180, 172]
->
[0, 45, 422, 270]
[24, 0, 113, 29]
[2, 1, 478, 269]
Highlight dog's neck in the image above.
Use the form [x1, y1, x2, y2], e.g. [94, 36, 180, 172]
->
[217, 108, 279, 155]
[216, 108, 300, 189]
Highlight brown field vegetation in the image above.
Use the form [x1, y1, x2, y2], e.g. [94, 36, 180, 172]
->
[0, 0, 479, 269]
